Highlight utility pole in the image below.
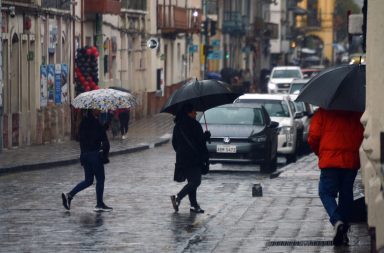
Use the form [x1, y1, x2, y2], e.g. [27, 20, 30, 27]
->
[203, 0, 209, 79]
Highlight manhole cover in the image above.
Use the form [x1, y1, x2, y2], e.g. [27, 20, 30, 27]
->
[266, 240, 334, 247]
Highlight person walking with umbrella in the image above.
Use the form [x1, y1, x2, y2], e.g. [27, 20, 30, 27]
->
[117, 108, 130, 140]
[170, 104, 210, 213]
[296, 63, 366, 245]
[61, 109, 113, 212]
[308, 108, 364, 245]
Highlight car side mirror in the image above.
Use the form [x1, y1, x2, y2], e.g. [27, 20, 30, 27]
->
[294, 111, 304, 118]
[269, 121, 279, 128]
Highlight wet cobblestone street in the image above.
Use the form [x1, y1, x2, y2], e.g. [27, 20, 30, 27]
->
[0, 143, 370, 253]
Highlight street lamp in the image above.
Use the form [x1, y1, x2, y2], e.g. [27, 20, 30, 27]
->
[193, 9, 199, 18]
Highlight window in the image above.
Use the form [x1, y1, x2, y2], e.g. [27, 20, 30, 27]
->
[237, 99, 290, 117]
[202, 107, 264, 125]
[272, 69, 302, 78]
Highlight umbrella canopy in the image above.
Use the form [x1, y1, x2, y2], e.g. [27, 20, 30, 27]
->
[160, 79, 242, 115]
[72, 88, 137, 111]
[295, 64, 365, 112]
[109, 86, 131, 93]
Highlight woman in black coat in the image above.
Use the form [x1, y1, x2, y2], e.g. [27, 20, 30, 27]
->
[171, 104, 210, 213]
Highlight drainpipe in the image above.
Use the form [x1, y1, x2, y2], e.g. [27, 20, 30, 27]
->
[0, 0, 3, 152]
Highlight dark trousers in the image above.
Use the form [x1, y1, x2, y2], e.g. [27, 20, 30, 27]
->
[119, 111, 130, 135]
[177, 166, 202, 207]
[69, 151, 105, 206]
[318, 168, 358, 226]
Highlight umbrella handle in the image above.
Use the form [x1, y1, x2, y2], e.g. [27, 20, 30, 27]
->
[203, 112, 208, 131]
[203, 112, 211, 144]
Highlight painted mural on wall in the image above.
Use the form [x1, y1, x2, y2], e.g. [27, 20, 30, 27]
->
[40, 64, 69, 106]
[54, 64, 61, 104]
[61, 64, 69, 103]
[47, 64, 55, 103]
[40, 65, 48, 107]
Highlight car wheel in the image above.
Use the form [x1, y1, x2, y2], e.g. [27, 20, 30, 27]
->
[286, 152, 297, 164]
[260, 155, 277, 173]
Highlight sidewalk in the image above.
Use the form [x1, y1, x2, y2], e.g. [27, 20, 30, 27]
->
[0, 113, 175, 174]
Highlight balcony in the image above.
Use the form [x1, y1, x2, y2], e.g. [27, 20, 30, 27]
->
[5, 0, 35, 3]
[157, 4, 201, 36]
[222, 11, 246, 36]
[84, 0, 121, 15]
[42, 0, 70, 10]
[249, 17, 278, 40]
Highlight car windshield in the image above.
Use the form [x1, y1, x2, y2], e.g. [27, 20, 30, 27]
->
[237, 99, 290, 117]
[201, 107, 264, 125]
[272, 69, 302, 78]
[294, 101, 305, 112]
[290, 83, 305, 94]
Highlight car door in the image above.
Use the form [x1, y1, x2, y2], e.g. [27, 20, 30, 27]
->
[287, 100, 304, 151]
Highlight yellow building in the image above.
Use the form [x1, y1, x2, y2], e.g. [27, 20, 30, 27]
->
[296, 0, 335, 64]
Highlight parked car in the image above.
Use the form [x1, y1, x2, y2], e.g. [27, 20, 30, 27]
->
[288, 94, 316, 152]
[301, 68, 322, 79]
[288, 78, 310, 94]
[198, 103, 279, 173]
[234, 94, 303, 163]
[267, 66, 303, 93]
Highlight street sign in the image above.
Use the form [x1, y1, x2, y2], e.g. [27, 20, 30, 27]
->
[189, 44, 198, 53]
[147, 37, 159, 49]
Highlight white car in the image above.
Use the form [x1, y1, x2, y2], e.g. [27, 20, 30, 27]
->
[288, 94, 316, 151]
[234, 94, 304, 163]
[267, 66, 304, 94]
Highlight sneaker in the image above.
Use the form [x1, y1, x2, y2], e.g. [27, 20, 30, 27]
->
[190, 206, 204, 214]
[170, 195, 179, 212]
[61, 192, 71, 210]
[333, 221, 345, 246]
[94, 203, 113, 212]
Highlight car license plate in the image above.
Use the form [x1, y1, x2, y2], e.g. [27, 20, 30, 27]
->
[216, 145, 236, 153]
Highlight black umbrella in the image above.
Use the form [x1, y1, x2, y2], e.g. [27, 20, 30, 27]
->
[109, 86, 131, 93]
[161, 79, 242, 130]
[160, 79, 242, 115]
[295, 64, 365, 112]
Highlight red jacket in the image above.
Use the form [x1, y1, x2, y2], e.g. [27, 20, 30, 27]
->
[308, 108, 364, 170]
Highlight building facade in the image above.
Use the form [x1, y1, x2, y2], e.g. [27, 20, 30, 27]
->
[362, 1, 384, 250]
[295, 0, 335, 66]
[0, 0, 202, 148]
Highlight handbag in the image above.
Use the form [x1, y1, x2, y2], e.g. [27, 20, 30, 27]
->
[201, 162, 210, 175]
[173, 163, 186, 182]
[179, 128, 210, 175]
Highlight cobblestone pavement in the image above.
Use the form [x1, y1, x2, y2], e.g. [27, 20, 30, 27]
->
[0, 139, 371, 253]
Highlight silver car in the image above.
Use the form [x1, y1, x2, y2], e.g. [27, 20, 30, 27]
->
[234, 94, 304, 163]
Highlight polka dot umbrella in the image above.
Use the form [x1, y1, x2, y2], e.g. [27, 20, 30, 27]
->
[72, 88, 137, 111]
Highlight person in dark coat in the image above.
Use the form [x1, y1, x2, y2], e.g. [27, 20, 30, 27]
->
[170, 104, 210, 213]
[61, 109, 112, 212]
[117, 108, 130, 139]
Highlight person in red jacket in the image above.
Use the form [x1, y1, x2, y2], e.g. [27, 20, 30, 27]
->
[308, 108, 364, 246]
